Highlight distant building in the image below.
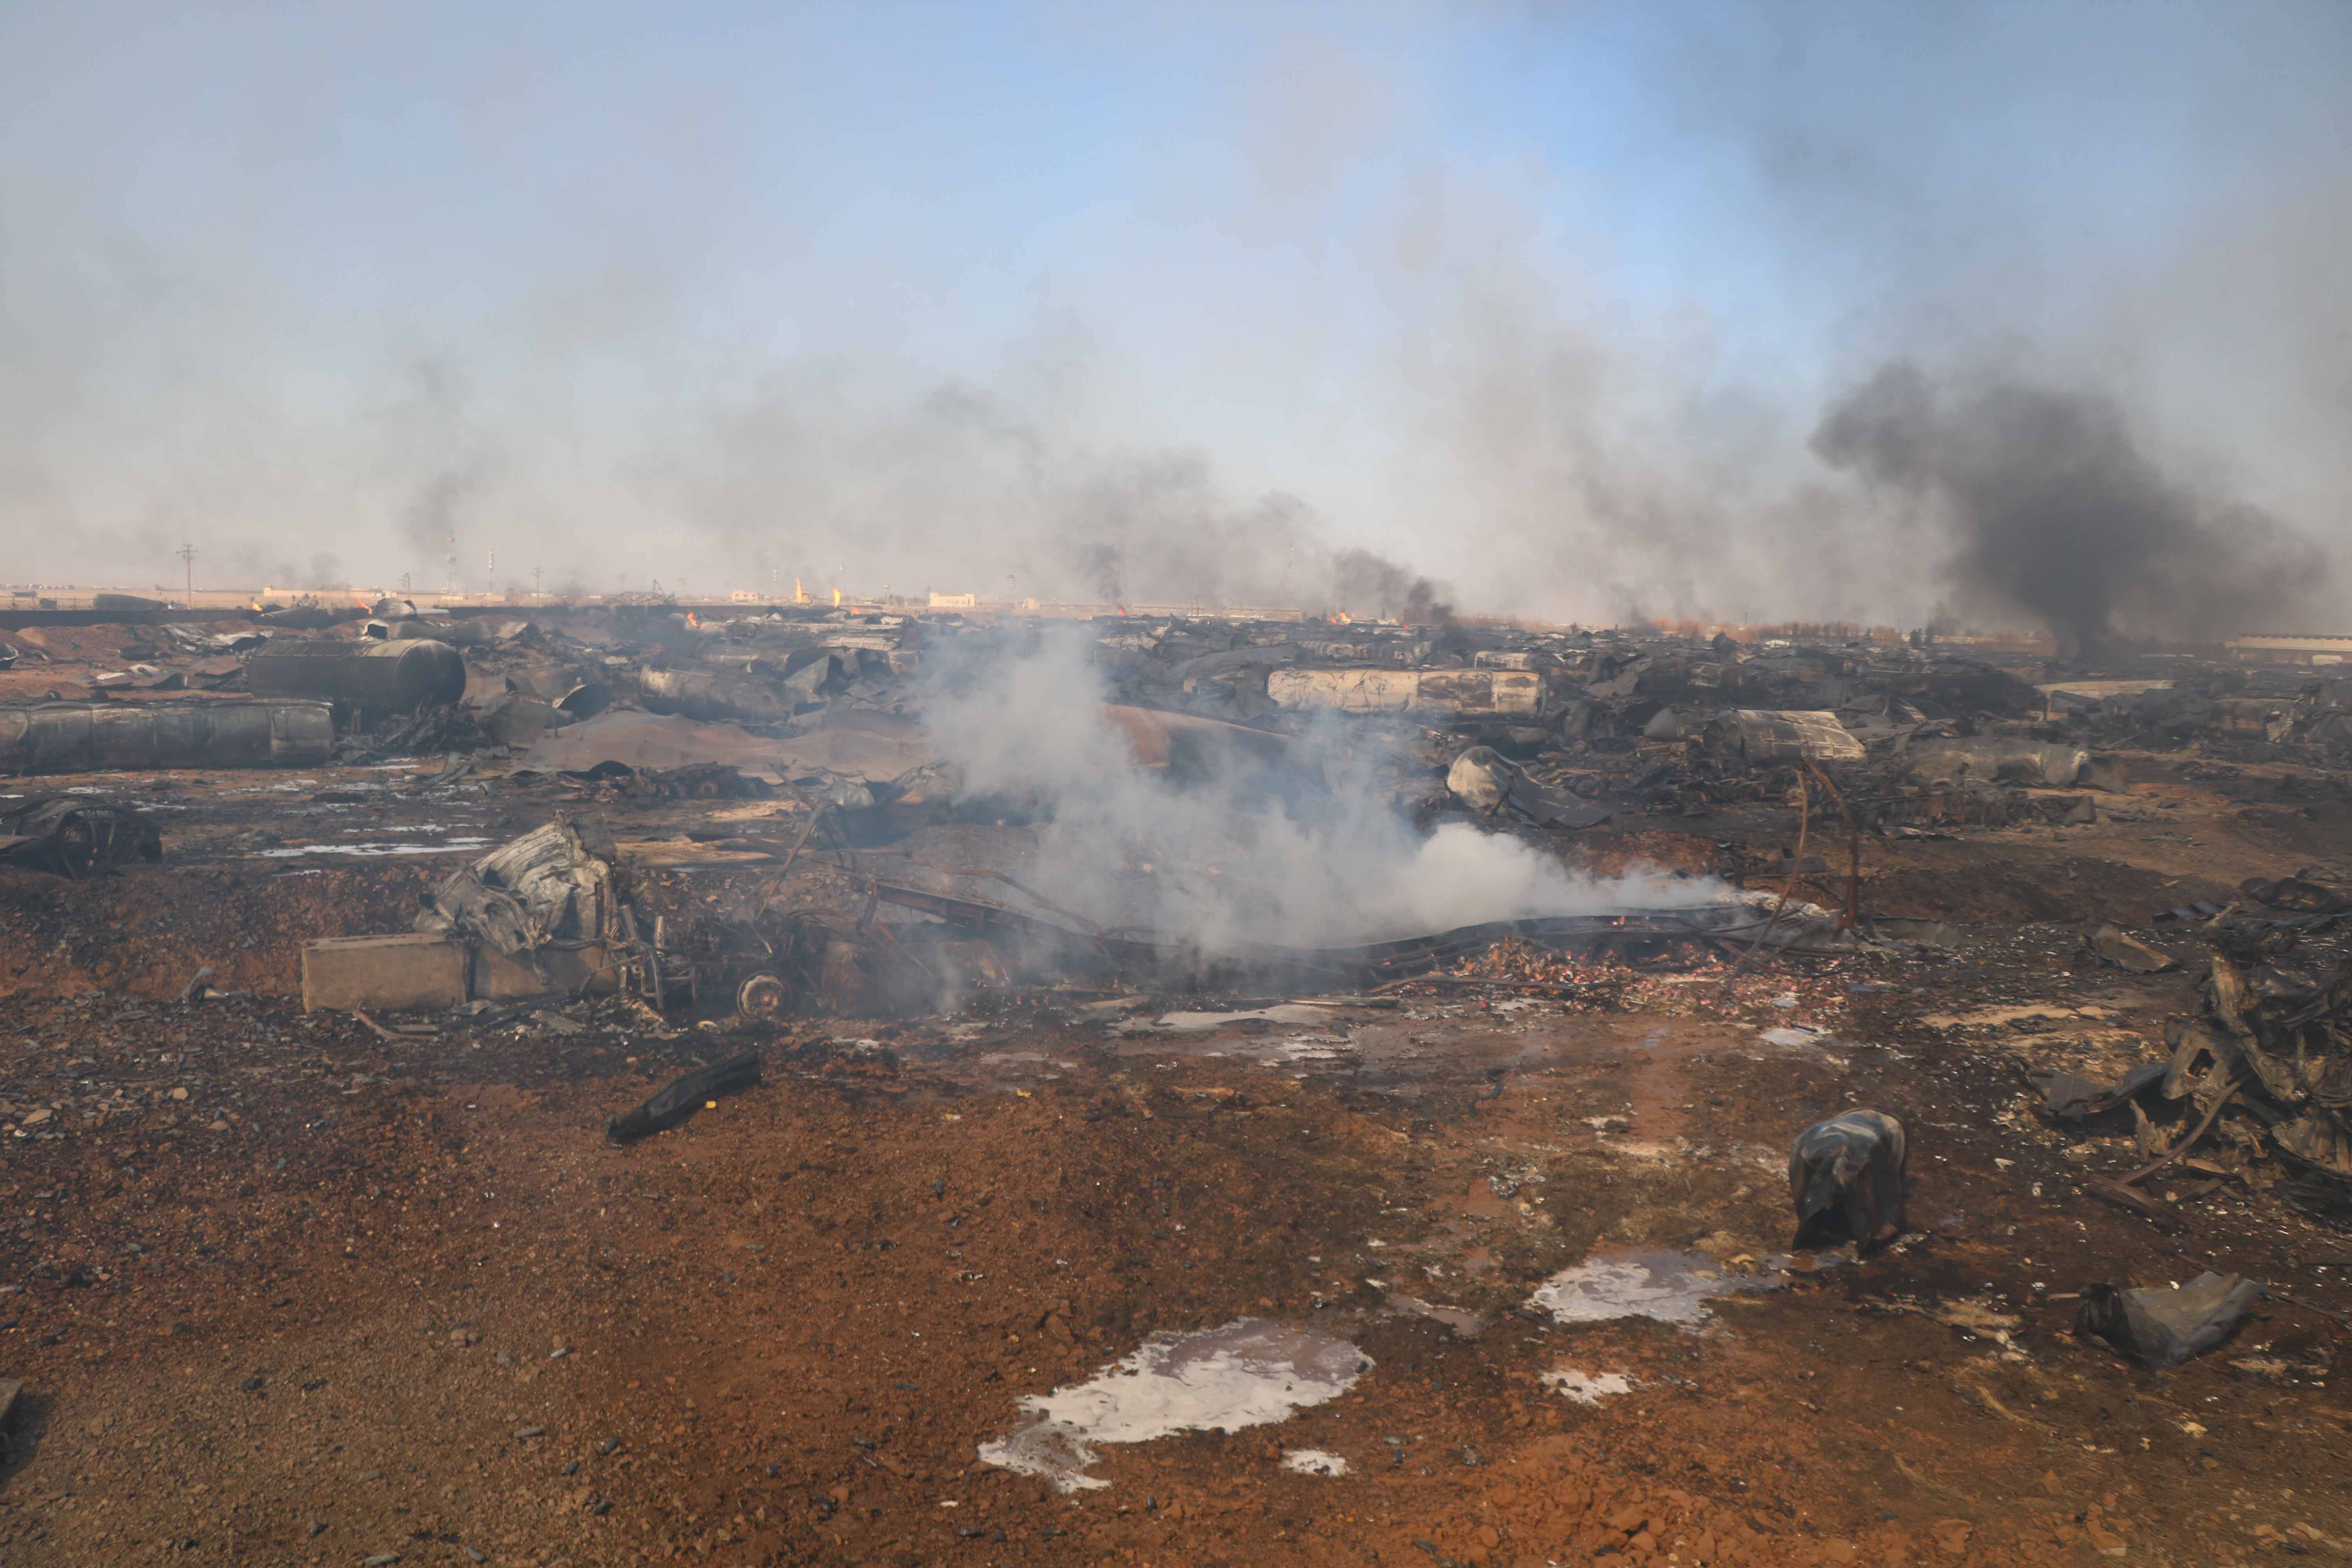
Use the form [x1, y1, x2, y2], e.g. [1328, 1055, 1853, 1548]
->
[928, 592, 978, 608]
[2226, 635, 2352, 666]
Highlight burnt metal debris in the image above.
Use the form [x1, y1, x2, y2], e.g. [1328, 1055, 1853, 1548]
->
[2022, 930, 2352, 1222]
[2081, 922, 2180, 973]
[606, 1051, 763, 1145]
[2075, 1273, 2266, 1367]
[6, 599, 2351, 825]
[2171, 952, 2352, 1183]
[2028, 1061, 2170, 1124]
[868, 880, 1865, 996]
[1788, 1110, 1909, 1247]
[0, 796, 163, 877]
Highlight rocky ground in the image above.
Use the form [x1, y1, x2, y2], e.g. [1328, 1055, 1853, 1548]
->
[2, 746, 2350, 1567]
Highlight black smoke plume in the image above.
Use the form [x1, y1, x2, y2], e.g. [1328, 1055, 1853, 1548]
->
[1331, 547, 1454, 624]
[1813, 362, 2324, 650]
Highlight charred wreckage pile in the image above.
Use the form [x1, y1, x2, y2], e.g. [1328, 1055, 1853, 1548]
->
[5, 601, 2344, 922]
[10, 602, 2352, 1195]
[4, 597, 2349, 937]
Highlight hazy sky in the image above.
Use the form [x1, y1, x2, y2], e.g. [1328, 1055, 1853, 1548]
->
[4, 1, 2346, 626]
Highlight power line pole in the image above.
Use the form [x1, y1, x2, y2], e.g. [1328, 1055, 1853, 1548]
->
[177, 543, 196, 604]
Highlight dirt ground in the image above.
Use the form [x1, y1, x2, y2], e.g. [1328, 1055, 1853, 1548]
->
[3, 749, 2351, 1567]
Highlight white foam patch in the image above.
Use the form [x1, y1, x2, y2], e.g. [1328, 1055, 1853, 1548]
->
[1526, 1249, 1779, 1328]
[1127, 1005, 1336, 1034]
[1543, 1368, 1635, 1404]
[977, 1319, 1370, 1492]
[252, 838, 492, 858]
[1282, 1448, 1351, 1475]
[1759, 1025, 1828, 1047]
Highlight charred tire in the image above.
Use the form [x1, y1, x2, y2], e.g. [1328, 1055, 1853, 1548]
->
[736, 972, 788, 1020]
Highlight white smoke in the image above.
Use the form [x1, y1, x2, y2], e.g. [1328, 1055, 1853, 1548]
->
[916, 626, 1725, 950]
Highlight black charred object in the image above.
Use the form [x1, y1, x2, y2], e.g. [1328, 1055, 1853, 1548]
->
[1788, 1109, 1907, 1247]
[606, 1052, 762, 1145]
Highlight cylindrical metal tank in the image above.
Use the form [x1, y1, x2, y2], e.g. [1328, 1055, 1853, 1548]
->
[637, 664, 795, 724]
[247, 639, 467, 710]
[0, 701, 334, 774]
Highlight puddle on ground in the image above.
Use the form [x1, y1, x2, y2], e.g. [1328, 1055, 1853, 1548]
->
[252, 837, 492, 858]
[1122, 1005, 1340, 1034]
[1268, 1036, 1356, 1065]
[1281, 1448, 1351, 1475]
[1543, 1368, 1635, 1404]
[1526, 1248, 1780, 1328]
[977, 1319, 1371, 1492]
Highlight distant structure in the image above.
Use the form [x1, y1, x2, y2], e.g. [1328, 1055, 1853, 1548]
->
[2227, 635, 2352, 666]
[929, 591, 978, 609]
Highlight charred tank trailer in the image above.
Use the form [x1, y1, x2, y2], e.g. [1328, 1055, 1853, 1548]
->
[246, 638, 466, 716]
[0, 701, 333, 775]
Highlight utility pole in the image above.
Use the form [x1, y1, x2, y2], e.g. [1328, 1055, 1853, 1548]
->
[533, 566, 542, 602]
[177, 543, 196, 604]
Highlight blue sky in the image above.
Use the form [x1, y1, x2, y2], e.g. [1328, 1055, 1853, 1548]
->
[3, 1, 2345, 619]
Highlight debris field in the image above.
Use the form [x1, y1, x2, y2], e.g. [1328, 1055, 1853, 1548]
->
[2, 597, 2350, 1567]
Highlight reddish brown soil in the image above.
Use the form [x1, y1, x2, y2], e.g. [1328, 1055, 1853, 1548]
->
[0, 753, 2349, 1566]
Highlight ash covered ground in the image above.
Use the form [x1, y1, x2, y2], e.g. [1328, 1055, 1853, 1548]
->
[2, 601, 2350, 1568]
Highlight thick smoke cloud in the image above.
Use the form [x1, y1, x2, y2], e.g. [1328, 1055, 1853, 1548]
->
[1, 3, 2345, 628]
[1813, 363, 2327, 647]
[664, 376, 1454, 616]
[1332, 548, 1452, 624]
[917, 626, 1717, 950]
[376, 358, 499, 590]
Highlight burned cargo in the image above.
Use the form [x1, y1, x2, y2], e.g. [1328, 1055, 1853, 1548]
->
[246, 637, 467, 714]
[0, 700, 333, 774]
